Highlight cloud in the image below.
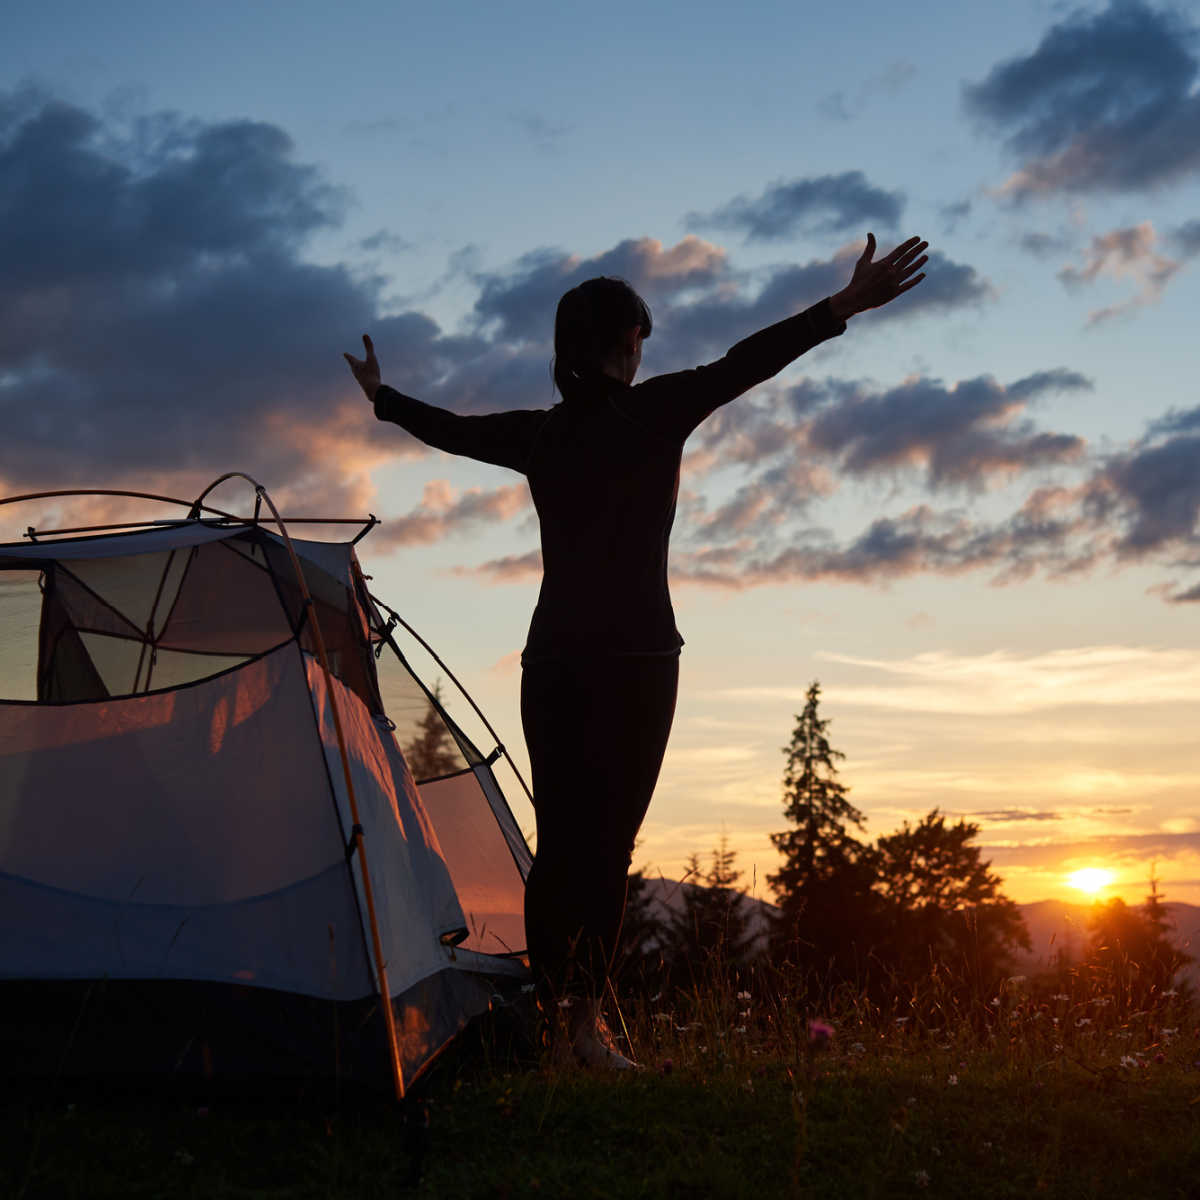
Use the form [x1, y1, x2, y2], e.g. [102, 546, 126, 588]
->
[451, 549, 543, 582]
[941, 200, 972, 234]
[964, 1, 1200, 198]
[691, 460, 836, 542]
[672, 381, 1200, 595]
[984, 831, 1200, 870]
[0, 84, 999, 572]
[369, 479, 530, 550]
[1018, 231, 1073, 258]
[359, 229, 412, 254]
[805, 370, 1089, 488]
[1171, 218, 1200, 257]
[1092, 430, 1200, 555]
[1057, 222, 1182, 322]
[718, 645, 1200, 715]
[966, 809, 1064, 823]
[0, 88, 466, 515]
[687, 171, 905, 241]
[818, 61, 917, 122]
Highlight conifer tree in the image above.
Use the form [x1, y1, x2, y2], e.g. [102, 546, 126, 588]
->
[768, 683, 877, 969]
[667, 835, 756, 984]
[614, 865, 667, 986]
[403, 679, 461, 781]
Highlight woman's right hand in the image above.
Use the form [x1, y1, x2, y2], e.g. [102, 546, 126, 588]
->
[344, 334, 382, 402]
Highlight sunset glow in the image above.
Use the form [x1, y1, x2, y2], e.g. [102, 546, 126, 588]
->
[1066, 868, 1115, 897]
[6, 0, 1200, 905]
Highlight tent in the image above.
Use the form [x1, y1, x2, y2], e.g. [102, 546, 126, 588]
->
[0, 477, 532, 1098]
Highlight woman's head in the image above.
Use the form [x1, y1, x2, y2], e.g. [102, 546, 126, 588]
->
[553, 277, 652, 394]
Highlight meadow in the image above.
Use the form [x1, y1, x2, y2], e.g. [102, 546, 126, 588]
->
[4, 962, 1198, 1200]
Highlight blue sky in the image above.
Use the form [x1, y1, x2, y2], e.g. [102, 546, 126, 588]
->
[4, 0, 1200, 903]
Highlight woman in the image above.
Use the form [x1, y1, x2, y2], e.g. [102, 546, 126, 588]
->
[346, 232, 928, 1067]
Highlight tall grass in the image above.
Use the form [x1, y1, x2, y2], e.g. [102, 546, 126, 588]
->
[4, 949, 1197, 1199]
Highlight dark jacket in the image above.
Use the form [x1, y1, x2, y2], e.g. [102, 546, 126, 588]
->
[374, 298, 845, 662]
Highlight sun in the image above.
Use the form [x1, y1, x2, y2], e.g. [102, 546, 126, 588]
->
[1067, 867, 1114, 896]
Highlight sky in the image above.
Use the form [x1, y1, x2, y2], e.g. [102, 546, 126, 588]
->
[3, 0, 1200, 905]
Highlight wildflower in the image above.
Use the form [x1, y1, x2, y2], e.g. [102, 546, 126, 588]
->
[557, 997, 574, 1009]
[914, 1168, 930, 1188]
[989, 997, 1001, 1007]
[1076, 1017, 1092, 1028]
[1164, 989, 1178, 998]
[736, 990, 752, 1002]
[1052, 993, 1069, 1002]
[1163, 1027, 1179, 1039]
[947, 1073, 958, 1086]
[906, 1096, 918, 1108]
[894, 1017, 910, 1025]
[1119, 1055, 1140, 1069]
[734, 1026, 748, 1035]
[808, 1019, 834, 1046]
[739, 1009, 751, 1019]
[1093, 996, 1112, 1007]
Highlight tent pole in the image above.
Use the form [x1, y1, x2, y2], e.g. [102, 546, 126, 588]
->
[369, 593, 535, 809]
[191, 472, 407, 1103]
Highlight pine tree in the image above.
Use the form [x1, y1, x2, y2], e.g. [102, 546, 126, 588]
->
[768, 683, 878, 971]
[667, 835, 756, 985]
[1141, 871, 1194, 1004]
[403, 679, 461, 781]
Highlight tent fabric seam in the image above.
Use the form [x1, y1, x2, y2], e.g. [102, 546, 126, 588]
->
[294, 643, 379, 1003]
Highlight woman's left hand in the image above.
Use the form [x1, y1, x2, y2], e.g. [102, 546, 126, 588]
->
[830, 234, 928, 321]
[344, 334, 382, 402]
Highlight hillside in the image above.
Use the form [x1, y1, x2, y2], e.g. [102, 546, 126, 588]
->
[633, 877, 1200, 988]
[1011, 898, 1200, 992]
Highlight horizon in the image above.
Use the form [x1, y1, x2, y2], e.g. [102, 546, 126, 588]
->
[4, 0, 1200, 904]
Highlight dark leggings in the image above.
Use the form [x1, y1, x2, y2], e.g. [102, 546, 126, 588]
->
[521, 653, 679, 1005]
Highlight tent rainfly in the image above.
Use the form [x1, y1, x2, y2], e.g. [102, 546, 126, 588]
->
[0, 478, 532, 1098]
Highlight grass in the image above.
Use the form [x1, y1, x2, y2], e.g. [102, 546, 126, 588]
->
[4, 969, 1199, 1199]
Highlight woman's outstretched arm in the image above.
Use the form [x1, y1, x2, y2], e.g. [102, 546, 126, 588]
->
[345, 334, 543, 472]
[627, 233, 929, 439]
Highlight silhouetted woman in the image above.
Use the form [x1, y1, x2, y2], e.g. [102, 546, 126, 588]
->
[346, 232, 928, 1067]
